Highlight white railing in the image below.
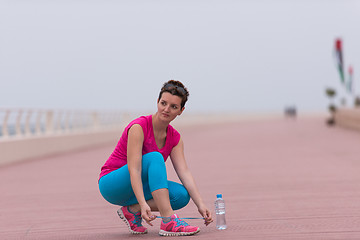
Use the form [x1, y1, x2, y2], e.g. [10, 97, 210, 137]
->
[0, 108, 134, 166]
[0, 108, 129, 139]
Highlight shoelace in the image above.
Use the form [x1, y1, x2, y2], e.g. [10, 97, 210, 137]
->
[133, 213, 143, 227]
[155, 216, 204, 220]
[174, 217, 189, 226]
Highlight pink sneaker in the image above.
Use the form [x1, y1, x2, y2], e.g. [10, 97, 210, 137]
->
[159, 214, 200, 236]
[117, 206, 147, 234]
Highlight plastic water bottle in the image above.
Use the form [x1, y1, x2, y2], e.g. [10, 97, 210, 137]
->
[215, 194, 227, 230]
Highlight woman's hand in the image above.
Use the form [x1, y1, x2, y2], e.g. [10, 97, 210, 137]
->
[198, 204, 213, 226]
[140, 203, 156, 226]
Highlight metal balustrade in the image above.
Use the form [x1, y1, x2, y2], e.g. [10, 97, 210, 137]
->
[0, 108, 128, 139]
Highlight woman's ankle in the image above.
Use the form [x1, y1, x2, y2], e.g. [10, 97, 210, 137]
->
[160, 210, 175, 218]
[128, 204, 140, 213]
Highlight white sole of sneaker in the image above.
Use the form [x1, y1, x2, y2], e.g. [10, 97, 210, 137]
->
[117, 208, 148, 235]
[158, 228, 200, 237]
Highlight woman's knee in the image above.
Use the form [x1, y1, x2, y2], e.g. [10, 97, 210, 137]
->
[143, 152, 164, 163]
[142, 152, 166, 170]
[169, 182, 190, 210]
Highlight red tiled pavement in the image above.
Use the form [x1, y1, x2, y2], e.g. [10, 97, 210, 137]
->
[1, 116, 360, 239]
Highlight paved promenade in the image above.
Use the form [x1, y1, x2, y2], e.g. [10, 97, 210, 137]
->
[1, 116, 360, 239]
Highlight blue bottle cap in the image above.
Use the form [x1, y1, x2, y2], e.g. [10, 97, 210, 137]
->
[216, 194, 222, 198]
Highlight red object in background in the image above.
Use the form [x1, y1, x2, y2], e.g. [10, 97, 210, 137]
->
[335, 38, 342, 51]
[349, 65, 353, 75]
[335, 38, 345, 83]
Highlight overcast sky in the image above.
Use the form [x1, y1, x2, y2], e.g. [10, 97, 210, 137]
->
[1, 0, 359, 115]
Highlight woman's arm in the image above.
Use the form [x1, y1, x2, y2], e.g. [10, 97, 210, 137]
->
[170, 137, 213, 225]
[127, 124, 154, 225]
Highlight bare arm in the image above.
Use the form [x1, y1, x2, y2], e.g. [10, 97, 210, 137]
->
[170, 137, 213, 225]
[127, 124, 154, 225]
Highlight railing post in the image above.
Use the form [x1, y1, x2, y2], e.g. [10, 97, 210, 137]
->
[2, 109, 10, 138]
[46, 110, 54, 134]
[15, 109, 23, 136]
[24, 110, 33, 136]
[73, 112, 79, 131]
[35, 111, 42, 135]
[92, 111, 100, 130]
[64, 111, 70, 133]
[54, 111, 62, 133]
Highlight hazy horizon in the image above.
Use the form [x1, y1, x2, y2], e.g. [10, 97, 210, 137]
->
[1, 0, 359, 115]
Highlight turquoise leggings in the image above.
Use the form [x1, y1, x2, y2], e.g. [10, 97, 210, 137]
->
[99, 152, 190, 210]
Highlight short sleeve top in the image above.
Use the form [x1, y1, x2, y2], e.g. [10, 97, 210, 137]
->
[99, 115, 181, 179]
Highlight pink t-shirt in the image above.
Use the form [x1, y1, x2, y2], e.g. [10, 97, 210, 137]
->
[99, 115, 181, 179]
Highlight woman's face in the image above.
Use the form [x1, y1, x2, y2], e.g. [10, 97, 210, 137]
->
[157, 92, 184, 122]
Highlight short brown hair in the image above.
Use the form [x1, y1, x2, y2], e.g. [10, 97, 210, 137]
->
[158, 80, 189, 108]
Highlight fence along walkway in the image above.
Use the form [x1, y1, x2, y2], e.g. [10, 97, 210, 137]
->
[0, 108, 132, 166]
[0, 108, 128, 138]
[1, 115, 360, 239]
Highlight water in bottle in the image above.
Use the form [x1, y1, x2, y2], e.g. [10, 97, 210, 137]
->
[215, 194, 227, 230]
